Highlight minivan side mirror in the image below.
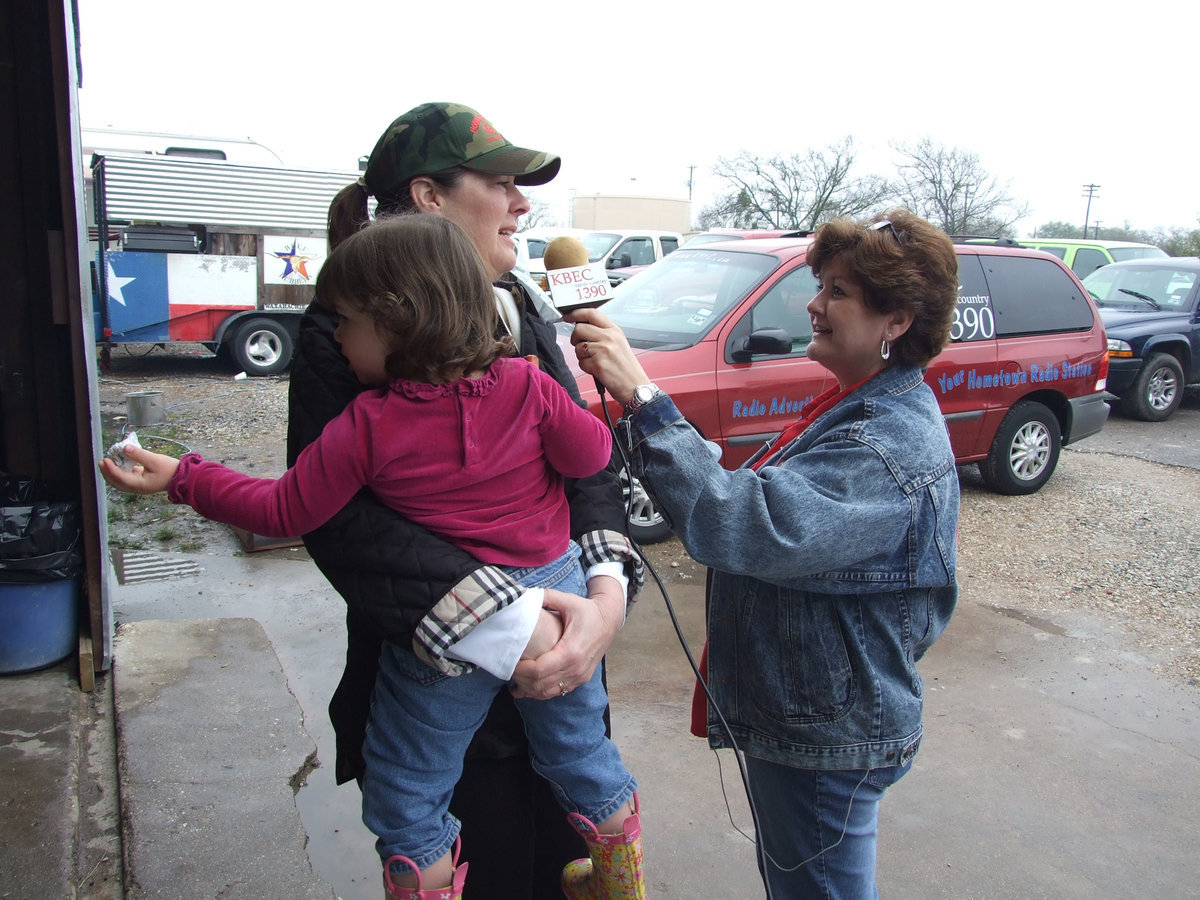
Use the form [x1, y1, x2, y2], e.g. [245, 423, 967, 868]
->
[731, 328, 793, 361]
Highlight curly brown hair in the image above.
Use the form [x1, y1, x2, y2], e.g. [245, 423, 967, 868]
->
[315, 214, 513, 383]
[806, 209, 959, 368]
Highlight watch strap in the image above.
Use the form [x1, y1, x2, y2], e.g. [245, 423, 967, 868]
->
[624, 383, 662, 414]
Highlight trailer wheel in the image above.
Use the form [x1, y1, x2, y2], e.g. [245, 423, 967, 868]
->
[230, 318, 293, 376]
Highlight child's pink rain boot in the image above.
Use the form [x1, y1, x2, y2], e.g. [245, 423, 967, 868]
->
[382, 836, 467, 900]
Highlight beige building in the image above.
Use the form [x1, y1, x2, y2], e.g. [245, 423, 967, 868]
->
[571, 193, 692, 233]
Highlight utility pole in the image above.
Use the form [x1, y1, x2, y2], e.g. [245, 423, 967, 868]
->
[1093, 220, 1102, 239]
[687, 165, 695, 201]
[1082, 183, 1100, 237]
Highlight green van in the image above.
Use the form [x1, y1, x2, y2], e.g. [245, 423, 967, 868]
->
[1020, 239, 1166, 279]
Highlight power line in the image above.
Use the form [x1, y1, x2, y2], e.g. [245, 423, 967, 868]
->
[1082, 183, 1101, 237]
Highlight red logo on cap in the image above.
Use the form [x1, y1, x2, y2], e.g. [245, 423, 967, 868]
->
[469, 115, 505, 143]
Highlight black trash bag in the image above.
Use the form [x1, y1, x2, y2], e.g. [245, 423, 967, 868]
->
[0, 477, 83, 583]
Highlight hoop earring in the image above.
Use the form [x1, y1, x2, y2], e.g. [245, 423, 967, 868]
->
[880, 338, 891, 361]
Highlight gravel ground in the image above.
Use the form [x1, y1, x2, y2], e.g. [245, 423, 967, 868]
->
[96, 343, 1200, 689]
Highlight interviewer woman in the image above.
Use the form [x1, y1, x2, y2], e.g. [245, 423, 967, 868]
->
[568, 209, 961, 899]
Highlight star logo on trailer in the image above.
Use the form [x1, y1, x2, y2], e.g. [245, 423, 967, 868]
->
[270, 240, 316, 280]
[107, 260, 135, 306]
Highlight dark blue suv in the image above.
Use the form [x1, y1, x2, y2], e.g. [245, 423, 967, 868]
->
[1082, 258, 1200, 421]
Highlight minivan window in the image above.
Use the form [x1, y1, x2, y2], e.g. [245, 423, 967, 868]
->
[746, 267, 819, 354]
[1072, 248, 1109, 278]
[1109, 246, 1168, 262]
[983, 255, 1094, 335]
[952, 254, 995, 343]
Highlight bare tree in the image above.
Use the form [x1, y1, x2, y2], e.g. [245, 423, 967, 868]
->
[1145, 222, 1200, 256]
[1032, 220, 1085, 239]
[698, 187, 762, 230]
[699, 138, 892, 231]
[521, 193, 558, 229]
[893, 139, 1028, 236]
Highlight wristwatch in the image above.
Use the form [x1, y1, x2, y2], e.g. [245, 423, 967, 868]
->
[624, 383, 662, 415]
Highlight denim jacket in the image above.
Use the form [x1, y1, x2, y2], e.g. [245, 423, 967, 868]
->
[618, 363, 959, 770]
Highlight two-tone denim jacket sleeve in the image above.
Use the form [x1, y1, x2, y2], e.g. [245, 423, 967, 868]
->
[414, 527, 644, 675]
[617, 391, 914, 585]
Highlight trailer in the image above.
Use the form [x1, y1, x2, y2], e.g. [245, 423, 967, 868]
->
[91, 153, 358, 375]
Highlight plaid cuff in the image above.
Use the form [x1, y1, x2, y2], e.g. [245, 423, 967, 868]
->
[413, 529, 646, 675]
[579, 528, 645, 605]
[413, 566, 524, 676]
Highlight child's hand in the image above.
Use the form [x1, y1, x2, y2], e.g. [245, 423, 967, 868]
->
[98, 444, 180, 495]
[521, 607, 564, 661]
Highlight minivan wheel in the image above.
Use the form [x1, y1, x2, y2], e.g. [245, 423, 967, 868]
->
[1121, 352, 1183, 422]
[980, 401, 1061, 495]
[620, 468, 672, 545]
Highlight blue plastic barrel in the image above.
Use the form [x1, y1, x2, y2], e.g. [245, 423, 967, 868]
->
[0, 578, 78, 674]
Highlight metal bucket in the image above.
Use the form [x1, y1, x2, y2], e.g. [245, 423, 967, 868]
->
[125, 391, 166, 427]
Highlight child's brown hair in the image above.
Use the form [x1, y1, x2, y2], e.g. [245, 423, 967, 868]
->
[316, 214, 513, 383]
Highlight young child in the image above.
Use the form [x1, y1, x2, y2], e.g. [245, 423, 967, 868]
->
[99, 215, 643, 900]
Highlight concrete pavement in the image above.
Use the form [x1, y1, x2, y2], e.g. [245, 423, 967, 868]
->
[112, 617, 334, 898]
[2, 536, 1198, 898]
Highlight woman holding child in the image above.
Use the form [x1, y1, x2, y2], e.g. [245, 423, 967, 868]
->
[105, 102, 644, 900]
[288, 103, 643, 899]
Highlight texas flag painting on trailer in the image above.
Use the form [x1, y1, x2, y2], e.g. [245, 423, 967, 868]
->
[103, 251, 257, 342]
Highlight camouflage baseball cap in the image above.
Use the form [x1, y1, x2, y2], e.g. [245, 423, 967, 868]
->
[364, 102, 561, 198]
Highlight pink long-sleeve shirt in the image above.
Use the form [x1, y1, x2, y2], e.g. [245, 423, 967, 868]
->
[168, 357, 612, 567]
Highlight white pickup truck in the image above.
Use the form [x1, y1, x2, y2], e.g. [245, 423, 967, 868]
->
[518, 227, 682, 289]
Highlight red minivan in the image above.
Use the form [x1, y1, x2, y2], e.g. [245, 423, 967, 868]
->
[558, 237, 1110, 543]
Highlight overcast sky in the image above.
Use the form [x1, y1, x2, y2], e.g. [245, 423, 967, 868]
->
[77, 1, 1197, 237]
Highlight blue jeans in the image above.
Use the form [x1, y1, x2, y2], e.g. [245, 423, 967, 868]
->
[745, 756, 911, 900]
[360, 543, 637, 874]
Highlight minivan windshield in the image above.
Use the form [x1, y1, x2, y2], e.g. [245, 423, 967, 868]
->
[603, 248, 779, 347]
[681, 232, 749, 248]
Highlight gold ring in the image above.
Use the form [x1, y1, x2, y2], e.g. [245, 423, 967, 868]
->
[558, 681, 568, 696]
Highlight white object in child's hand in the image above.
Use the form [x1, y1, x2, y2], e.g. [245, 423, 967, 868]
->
[105, 432, 143, 472]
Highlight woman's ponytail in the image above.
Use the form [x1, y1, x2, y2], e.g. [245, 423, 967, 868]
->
[327, 181, 371, 252]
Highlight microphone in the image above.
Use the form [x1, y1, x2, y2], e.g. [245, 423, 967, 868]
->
[543, 235, 613, 399]
[542, 236, 612, 313]
[543, 235, 589, 272]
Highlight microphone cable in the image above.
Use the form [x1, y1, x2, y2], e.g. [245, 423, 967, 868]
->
[594, 379, 776, 900]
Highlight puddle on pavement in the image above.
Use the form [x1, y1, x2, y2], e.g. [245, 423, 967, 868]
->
[295, 768, 380, 899]
[989, 605, 1068, 636]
